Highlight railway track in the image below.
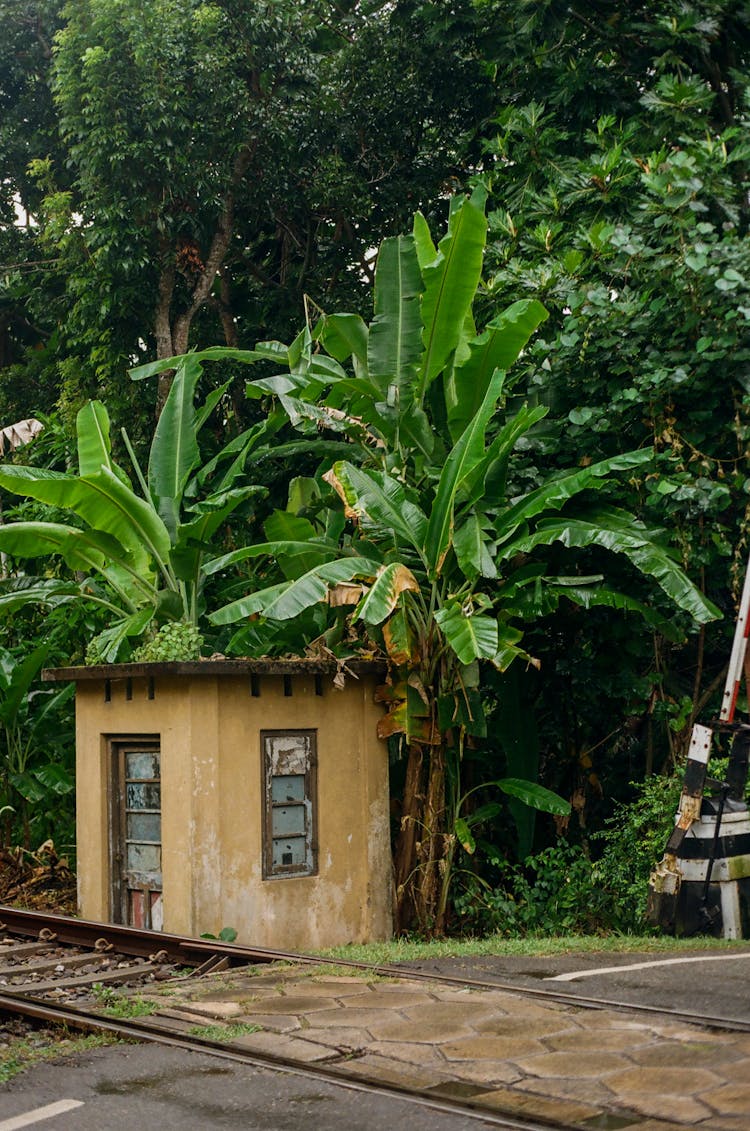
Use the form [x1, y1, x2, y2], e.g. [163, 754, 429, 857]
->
[2, 906, 750, 1131]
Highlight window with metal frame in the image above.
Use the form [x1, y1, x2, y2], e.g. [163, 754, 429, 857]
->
[261, 730, 317, 878]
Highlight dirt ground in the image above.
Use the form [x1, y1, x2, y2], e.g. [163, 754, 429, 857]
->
[0, 842, 76, 917]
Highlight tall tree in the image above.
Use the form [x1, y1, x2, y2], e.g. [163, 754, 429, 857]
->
[471, 0, 750, 817]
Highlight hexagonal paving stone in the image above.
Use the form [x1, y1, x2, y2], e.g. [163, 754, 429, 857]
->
[363, 1040, 445, 1067]
[275, 979, 377, 998]
[513, 1050, 631, 1078]
[338, 990, 435, 1010]
[234, 1013, 301, 1033]
[231, 1031, 337, 1063]
[403, 1000, 502, 1028]
[607, 1065, 722, 1097]
[613, 1091, 714, 1125]
[473, 1015, 579, 1040]
[441, 1035, 544, 1061]
[296, 1026, 370, 1051]
[470, 1085, 603, 1126]
[341, 1054, 442, 1091]
[240, 994, 339, 1014]
[703, 1082, 750, 1118]
[309, 1006, 400, 1030]
[546, 1028, 653, 1053]
[628, 1039, 748, 1068]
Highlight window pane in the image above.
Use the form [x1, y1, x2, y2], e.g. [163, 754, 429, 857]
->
[126, 842, 161, 874]
[126, 782, 161, 810]
[265, 734, 309, 775]
[125, 751, 159, 780]
[271, 805, 305, 837]
[272, 837, 307, 868]
[127, 812, 161, 842]
[271, 775, 305, 803]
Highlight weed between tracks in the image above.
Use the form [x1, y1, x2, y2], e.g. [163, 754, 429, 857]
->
[187, 1022, 261, 1042]
[91, 985, 158, 1018]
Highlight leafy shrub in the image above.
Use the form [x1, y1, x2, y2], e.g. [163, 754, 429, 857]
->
[131, 622, 204, 662]
[454, 842, 606, 936]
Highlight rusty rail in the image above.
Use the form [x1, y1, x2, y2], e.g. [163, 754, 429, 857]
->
[2, 905, 750, 1032]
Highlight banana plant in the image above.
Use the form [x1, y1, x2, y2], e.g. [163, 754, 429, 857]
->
[0, 360, 270, 661]
[206, 385, 717, 930]
[136, 193, 720, 932]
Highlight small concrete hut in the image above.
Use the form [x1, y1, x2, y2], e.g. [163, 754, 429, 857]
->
[43, 659, 392, 950]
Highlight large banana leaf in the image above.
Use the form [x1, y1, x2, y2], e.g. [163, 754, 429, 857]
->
[0, 643, 48, 726]
[0, 577, 92, 612]
[493, 778, 571, 816]
[0, 464, 170, 575]
[324, 462, 428, 552]
[498, 516, 720, 623]
[76, 401, 128, 484]
[204, 538, 342, 578]
[318, 313, 370, 380]
[416, 194, 487, 398]
[367, 235, 423, 399]
[463, 403, 549, 508]
[452, 512, 497, 580]
[495, 449, 652, 541]
[129, 345, 277, 382]
[355, 563, 419, 625]
[0, 521, 107, 572]
[209, 557, 384, 624]
[424, 370, 505, 577]
[434, 603, 499, 664]
[148, 358, 200, 540]
[444, 300, 549, 441]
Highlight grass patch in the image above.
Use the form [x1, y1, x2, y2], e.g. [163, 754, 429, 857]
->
[0, 1029, 116, 1084]
[187, 1022, 261, 1042]
[315, 933, 750, 965]
[91, 985, 159, 1018]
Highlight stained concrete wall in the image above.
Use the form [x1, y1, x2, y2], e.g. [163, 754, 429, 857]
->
[68, 666, 392, 949]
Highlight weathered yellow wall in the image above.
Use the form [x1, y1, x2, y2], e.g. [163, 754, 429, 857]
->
[74, 670, 392, 947]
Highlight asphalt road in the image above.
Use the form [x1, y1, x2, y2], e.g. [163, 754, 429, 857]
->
[0, 1043, 491, 1131]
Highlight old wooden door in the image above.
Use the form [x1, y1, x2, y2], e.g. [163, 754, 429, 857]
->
[110, 738, 163, 929]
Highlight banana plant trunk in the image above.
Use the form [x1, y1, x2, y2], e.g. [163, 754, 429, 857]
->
[393, 741, 449, 935]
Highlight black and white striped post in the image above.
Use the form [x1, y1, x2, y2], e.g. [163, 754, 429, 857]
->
[647, 557, 750, 937]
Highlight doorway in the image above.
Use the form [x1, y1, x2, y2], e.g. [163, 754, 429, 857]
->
[110, 737, 163, 929]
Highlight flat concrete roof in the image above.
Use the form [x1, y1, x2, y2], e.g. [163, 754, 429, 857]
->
[43, 658, 387, 682]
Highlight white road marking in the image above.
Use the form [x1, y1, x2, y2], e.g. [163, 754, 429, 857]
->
[546, 952, 750, 982]
[0, 1100, 84, 1130]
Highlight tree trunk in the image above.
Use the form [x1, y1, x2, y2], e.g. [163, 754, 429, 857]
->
[392, 741, 450, 935]
[153, 144, 255, 418]
[393, 742, 423, 933]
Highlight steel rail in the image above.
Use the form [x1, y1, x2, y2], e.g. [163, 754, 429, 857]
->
[0, 989, 577, 1131]
[2, 904, 750, 1033]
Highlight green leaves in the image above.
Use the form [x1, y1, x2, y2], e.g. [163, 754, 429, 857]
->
[445, 299, 548, 441]
[434, 604, 498, 664]
[424, 369, 506, 577]
[417, 193, 487, 398]
[368, 235, 423, 398]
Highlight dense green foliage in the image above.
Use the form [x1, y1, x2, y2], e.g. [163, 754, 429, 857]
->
[1, 1, 749, 935]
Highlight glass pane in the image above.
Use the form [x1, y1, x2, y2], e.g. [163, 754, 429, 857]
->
[125, 751, 159, 780]
[127, 812, 161, 842]
[272, 836, 307, 869]
[265, 734, 309, 775]
[271, 805, 305, 837]
[126, 842, 161, 873]
[126, 782, 161, 810]
[271, 775, 305, 803]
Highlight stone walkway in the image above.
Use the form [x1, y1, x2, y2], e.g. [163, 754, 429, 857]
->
[139, 963, 750, 1129]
